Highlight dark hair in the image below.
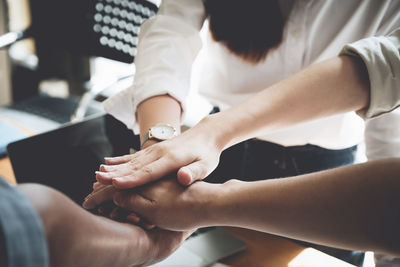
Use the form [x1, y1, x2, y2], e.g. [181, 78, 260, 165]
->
[204, 0, 285, 64]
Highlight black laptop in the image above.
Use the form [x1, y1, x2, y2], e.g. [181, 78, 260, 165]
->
[6, 113, 136, 204]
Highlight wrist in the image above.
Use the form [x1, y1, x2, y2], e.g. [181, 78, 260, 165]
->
[140, 139, 161, 149]
[190, 180, 241, 228]
[196, 114, 232, 151]
[205, 179, 244, 227]
[140, 123, 179, 149]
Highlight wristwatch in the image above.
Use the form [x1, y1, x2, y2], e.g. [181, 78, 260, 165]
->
[141, 123, 178, 148]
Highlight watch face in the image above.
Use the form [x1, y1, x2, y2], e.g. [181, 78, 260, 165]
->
[151, 125, 176, 140]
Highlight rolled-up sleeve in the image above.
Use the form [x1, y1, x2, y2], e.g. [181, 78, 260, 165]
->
[104, 0, 206, 133]
[340, 28, 400, 119]
[0, 178, 49, 267]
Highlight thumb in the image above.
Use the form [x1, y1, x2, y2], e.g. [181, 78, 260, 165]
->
[177, 161, 209, 186]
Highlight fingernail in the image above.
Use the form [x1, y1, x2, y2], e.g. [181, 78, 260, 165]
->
[127, 214, 140, 223]
[144, 224, 155, 230]
[114, 193, 122, 205]
[98, 206, 104, 215]
[82, 200, 91, 209]
[110, 210, 118, 219]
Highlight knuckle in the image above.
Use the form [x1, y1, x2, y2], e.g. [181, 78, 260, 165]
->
[118, 155, 131, 163]
[114, 194, 128, 207]
[143, 144, 156, 154]
[196, 166, 208, 178]
[133, 149, 145, 158]
[166, 151, 181, 163]
[128, 160, 141, 171]
[188, 162, 208, 179]
[141, 166, 154, 180]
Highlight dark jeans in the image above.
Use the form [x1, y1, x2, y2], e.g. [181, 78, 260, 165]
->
[205, 139, 357, 183]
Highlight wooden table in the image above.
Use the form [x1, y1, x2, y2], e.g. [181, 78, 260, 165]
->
[221, 227, 355, 267]
[0, 156, 354, 267]
[0, 157, 15, 184]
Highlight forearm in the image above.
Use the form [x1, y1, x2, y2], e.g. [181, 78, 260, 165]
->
[207, 159, 400, 255]
[203, 55, 370, 149]
[137, 95, 182, 145]
[19, 184, 151, 267]
[60, 215, 150, 267]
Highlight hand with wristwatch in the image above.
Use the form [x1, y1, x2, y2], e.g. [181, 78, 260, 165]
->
[141, 124, 178, 148]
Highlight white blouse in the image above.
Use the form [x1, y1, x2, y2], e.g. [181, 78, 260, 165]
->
[104, 0, 400, 150]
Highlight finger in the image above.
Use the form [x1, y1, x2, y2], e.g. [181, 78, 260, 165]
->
[96, 169, 133, 185]
[113, 191, 151, 215]
[97, 206, 105, 216]
[111, 157, 180, 189]
[141, 219, 156, 230]
[125, 213, 155, 229]
[96, 201, 116, 217]
[110, 207, 120, 220]
[143, 224, 156, 230]
[92, 181, 102, 190]
[109, 207, 130, 221]
[104, 154, 134, 165]
[99, 164, 130, 173]
[86, 183, 107, 198]
[83, 185, 116, 209]
[96, 171, 119, 185]
[177, 161, 209, 186]
[126, 213, 141, 224]
[96, 165, 142, 185]
[101, 161, 146, 177]
[98, 154, 158, 184]
[99, 164, 116, 172]
[85, 184, 106, 202]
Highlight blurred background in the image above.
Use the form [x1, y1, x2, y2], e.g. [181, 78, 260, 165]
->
[0, 0, 163, 155]
[0, 0, 162, 105]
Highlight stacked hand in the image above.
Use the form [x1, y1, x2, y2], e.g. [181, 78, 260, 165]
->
[83, 119, 226, 230]
[20, 183, 193, 267]
[84, 176, 223, 231]
[94, 118, 223, 188]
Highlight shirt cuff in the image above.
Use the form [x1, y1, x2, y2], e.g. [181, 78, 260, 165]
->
[0, 178, 49, 267]
[340, 28, 400, 119]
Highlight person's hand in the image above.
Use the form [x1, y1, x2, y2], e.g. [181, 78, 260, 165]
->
[84, 183, 117, 208]
[112, 177, 223, 231]
[95, 117, 224, 189]
[83, 183, 155, 229]
[18, 183, 192, 267]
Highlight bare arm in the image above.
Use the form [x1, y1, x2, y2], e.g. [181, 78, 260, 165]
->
[137, 95, 182, 146]
[95, 94, 182, 182]
[210, 55, 370, 149]
[113, 158, 400, 256]
[95, 55, 370, 188]
[209, 159, 400, 255]
[19, 184, 190, 267]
